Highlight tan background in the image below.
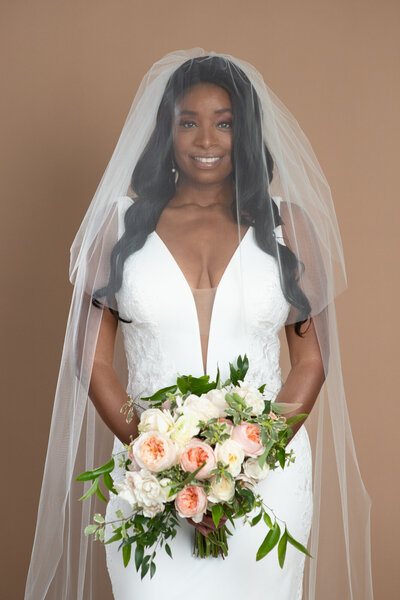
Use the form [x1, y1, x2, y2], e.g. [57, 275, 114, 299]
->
[1, 1, 398, 598]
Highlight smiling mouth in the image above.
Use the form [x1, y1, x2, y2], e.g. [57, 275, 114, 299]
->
[191, 155, 223, 166]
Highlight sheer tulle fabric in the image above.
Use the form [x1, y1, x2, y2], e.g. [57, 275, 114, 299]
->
[25, 49, 373, 599]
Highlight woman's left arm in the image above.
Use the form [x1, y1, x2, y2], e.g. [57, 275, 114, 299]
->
[276, 317, 326, 438]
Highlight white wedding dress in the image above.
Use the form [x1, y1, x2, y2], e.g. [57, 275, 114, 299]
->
[105, 196, 313, 600]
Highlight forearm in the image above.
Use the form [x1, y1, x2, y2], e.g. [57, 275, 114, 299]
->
[89, 361, 139, 446]
[276, 358, 325, 439]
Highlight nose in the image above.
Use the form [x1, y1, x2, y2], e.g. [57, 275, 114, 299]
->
[194, 124, 217, 149]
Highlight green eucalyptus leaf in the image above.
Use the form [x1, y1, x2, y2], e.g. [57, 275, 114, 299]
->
[84, 524, 98, 535]
[165, 543, 173, 559]
[94, 513, 105, 524]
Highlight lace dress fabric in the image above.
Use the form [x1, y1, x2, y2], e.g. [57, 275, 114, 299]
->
[104, 196, 313, 600]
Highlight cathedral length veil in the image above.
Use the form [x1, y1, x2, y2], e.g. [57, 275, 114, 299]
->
[25, 48, 373, 599]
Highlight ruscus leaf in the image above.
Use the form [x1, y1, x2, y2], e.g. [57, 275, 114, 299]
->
[135, 544, 144, 571]
[256, 522, 281, 561]
[278, 529, 288, 568]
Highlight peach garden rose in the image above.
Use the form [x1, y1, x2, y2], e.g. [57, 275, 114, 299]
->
[179, 439, 217, 479]
[175, 485, 208, 523]
[130, 430, 177, 472]
[231, 423, 264, 457]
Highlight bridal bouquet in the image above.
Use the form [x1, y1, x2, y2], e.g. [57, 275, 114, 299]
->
[77, 355, 311, 580]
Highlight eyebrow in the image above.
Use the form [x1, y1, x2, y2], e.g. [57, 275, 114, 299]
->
[178, 108, 233, 116]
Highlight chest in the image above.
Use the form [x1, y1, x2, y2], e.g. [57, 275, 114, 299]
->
[116, 227, 290, 335]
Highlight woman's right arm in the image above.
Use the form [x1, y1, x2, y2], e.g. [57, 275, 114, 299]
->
[88, 306, 139, 446]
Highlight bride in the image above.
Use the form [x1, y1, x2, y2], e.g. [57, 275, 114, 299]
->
[25, 50, 373, 599]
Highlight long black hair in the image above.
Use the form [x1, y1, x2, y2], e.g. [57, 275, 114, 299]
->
[93, 56, 311, 335]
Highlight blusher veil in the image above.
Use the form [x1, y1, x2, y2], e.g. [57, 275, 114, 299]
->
[25, 48, 373, 599]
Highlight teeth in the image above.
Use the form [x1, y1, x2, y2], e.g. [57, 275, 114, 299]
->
[193, 156, 221, 163]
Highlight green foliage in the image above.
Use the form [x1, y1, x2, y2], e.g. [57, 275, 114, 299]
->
[77, 353, 313, 578]
[208, 460, 234, 484]
[256, 522, 281, 560]
[137, 386, 179, 410]
[228, 354, 249, 385]
[211, 503, 224, 528]
[176, 374, 216, 395]
[76, 458, 116, 502]
[278, 528, 288, 568]
[198, 418, 231, 445]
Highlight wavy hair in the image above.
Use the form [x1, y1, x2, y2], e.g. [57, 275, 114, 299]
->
[93, 56, 311, 336]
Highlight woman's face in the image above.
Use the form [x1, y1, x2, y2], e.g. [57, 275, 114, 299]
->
[172, 82, 233, 186]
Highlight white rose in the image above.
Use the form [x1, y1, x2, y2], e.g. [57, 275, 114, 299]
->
[114, 480, 138, 509]
[138, 408, 175, 435]
[236, 473, 257, 490]
[207, 474, 235, 503]
[214, 439, 244, 477]
[181, 394, 220, 424]
[204, 388, 230, 417]
[170, 413, 200, 447]
[243, 457, 270, 481]
[158, 477, 178, 502]
[125, 469, 165, 518]
[234, 381, 265, 416]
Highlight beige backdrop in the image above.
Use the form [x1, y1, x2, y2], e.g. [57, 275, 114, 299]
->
[1, 1, 398, 598]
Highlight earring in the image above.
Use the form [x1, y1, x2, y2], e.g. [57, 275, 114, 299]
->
[171, 161, 179, 185]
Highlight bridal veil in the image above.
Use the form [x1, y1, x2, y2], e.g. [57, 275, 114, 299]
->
[25, 48, 373, 599]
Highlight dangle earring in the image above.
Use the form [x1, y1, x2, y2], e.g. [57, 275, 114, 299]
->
[171, 160, 179, 185]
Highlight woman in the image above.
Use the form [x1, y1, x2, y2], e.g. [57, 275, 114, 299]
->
[25, 49, 373, 600]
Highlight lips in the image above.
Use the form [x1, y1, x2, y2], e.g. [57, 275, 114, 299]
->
[191, 155, 223, 168]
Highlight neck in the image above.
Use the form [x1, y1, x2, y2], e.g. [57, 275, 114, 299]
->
[170, 177, 235, 208]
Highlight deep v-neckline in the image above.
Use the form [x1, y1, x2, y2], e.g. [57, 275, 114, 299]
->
[152, 226, 252, 375]
[152, 226, 251, 292]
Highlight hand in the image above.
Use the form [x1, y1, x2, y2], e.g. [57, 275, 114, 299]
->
[187, 509, 228, 536]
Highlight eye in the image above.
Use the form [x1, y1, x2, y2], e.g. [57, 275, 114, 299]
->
[217, 121, 233, 129]
[179, 120, 197, 128]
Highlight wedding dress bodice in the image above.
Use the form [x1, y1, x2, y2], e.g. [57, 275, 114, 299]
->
[115, 196, 291, 411]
